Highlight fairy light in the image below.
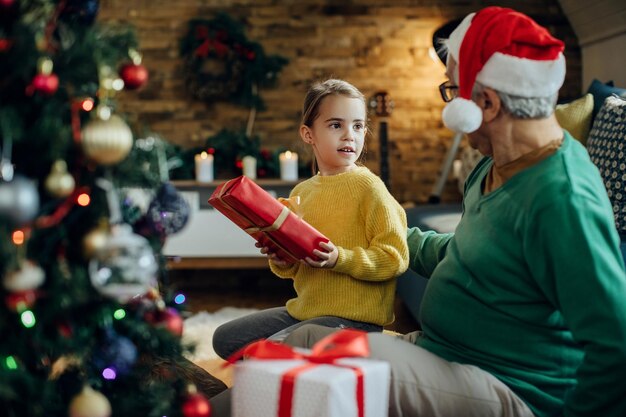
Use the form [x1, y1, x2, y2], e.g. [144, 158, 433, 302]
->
[113, 309, 126, 320]
[20, 310, 36, 328]
[174, 293, 186, 305]
[12, 230, 25, 245]
[5, 356, 18, 370]
[81, 98, 94, 112]
[102, 367, 117, 380]
[77, 193, 91, 206]
[111, 78, 125, 91]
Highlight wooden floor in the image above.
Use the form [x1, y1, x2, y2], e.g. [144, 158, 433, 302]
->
[168, 267, 420, 334]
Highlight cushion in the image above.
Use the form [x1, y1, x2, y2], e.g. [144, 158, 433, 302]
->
[586, 79, 626, 119]
[586, 95, 626, 235]
[554, 93, 594, 145]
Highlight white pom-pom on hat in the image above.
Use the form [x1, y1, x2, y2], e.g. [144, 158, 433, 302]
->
[442, 98, 483, 133]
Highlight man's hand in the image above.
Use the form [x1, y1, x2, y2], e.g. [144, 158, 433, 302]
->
[303, 241, 338, 269]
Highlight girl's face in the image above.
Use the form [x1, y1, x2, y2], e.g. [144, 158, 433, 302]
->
[300, 94, 367, 176]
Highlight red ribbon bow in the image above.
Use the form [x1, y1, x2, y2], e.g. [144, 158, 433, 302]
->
[227, 329, 370, 417]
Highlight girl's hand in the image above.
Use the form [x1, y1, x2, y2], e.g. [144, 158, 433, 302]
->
[255, 241, 293, 267]
[303, 241, 338, 269]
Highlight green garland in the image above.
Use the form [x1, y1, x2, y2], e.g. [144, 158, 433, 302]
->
[179, 13, 288, 109]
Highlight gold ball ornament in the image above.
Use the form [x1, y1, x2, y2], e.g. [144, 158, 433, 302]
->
[44, 160, 75, 197]
[81, 113, 133, 165]
[68, 385, 112, 417]
[82, 224, 109, 259]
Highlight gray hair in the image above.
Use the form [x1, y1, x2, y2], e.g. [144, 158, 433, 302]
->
[473, 82, 557, 119]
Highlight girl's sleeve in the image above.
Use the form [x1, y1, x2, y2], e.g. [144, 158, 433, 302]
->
[332, 182, 409, 281]
[269, 259, 299, 278]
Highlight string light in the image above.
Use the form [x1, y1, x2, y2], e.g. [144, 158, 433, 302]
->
[113, 309, 126, 320]
[12, 230, 25, 245]
[81, 98, 94, 112]
[5, 356, 18, 370]
[102, 367, 117, 380]
[77, 193, 91, 206]
[20, 310, 36, 328]
[174, 293, 186, 305]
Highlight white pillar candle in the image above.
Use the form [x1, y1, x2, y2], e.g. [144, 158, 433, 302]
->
[279, 151, 298, 181]
[242, 155, 257, 179]
[194, 151, 214, 183]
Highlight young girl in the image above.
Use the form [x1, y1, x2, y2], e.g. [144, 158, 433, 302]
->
[212, 79, 409, 359]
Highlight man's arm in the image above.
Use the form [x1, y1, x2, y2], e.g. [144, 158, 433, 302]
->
[407, 227, 453, 277]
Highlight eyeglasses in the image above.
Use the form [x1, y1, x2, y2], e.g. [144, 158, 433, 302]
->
[439, 81, 459, 103]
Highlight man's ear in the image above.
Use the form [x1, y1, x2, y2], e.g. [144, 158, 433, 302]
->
[481, 88, 501, 123]
[300, 125, 313, 144]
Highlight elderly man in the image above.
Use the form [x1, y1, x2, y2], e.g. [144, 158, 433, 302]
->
[210, 7, 626, 417]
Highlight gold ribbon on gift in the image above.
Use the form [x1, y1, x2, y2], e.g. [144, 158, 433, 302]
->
[278, 196, 302, 218]
[244, 206, 290, 234]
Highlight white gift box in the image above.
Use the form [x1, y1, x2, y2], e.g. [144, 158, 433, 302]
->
[232, 357, 390, 417]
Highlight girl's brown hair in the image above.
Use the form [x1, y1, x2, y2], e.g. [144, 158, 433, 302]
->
[301, 79, 367, 127]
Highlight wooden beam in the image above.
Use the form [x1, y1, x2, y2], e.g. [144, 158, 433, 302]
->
[166, 256, 269, 270]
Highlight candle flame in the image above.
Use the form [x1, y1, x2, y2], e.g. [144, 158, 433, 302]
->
[285, 150, 292, 159]
[200, 151, 208, 159]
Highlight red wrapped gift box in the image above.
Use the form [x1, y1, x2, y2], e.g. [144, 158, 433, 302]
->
[208, 176, 329, 262]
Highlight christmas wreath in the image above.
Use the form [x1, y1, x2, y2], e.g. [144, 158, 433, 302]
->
[179, 13, 288, 109]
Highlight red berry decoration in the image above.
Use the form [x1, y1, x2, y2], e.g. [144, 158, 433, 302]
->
[182, 391, 211, 417]
[119, 63, 148, 90]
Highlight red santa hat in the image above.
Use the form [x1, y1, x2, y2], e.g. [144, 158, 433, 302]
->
[442, 7, 566, 133]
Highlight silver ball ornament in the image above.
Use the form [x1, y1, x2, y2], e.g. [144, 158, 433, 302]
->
[0, 175, 40, 224]
[88, 224, 157, 303]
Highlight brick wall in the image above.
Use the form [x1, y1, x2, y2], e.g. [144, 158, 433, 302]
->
[99, 0, 580, 203]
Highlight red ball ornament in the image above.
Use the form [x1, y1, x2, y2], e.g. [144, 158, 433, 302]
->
[119, 63, 149, 90]
[182, 393, 211, 417]
[145, 307, 184, 337]
[29, 73, 59, 96]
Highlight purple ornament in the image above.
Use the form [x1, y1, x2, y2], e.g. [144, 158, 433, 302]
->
[92, 328, 138, 376]
[145, 182, 190, 237]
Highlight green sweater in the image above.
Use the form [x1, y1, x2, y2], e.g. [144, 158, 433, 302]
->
[270, 166, 409, 326]
[409, 133, 626, 417]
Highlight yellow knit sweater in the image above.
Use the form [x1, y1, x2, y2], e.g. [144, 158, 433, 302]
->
[270, 166, 409, 326]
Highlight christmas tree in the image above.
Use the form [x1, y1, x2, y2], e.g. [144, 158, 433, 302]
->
[0, 1, 223, 415]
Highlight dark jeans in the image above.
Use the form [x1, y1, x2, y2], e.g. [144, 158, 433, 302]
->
[211, 306, 383, 360]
